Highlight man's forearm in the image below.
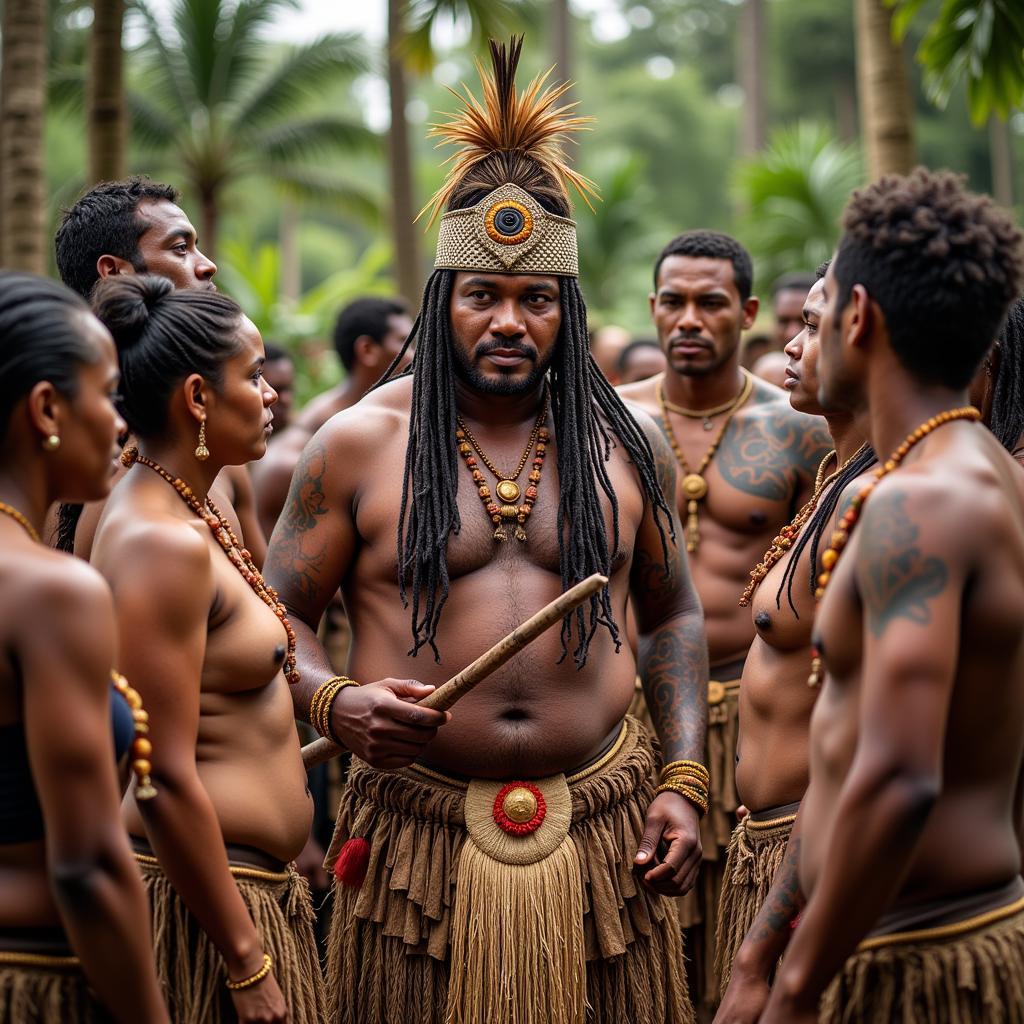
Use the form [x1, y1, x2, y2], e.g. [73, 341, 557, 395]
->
[638, 610, 708, 763]
[286, 612, 340, 722]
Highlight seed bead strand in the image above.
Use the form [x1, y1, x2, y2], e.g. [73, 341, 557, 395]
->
[456, 393, 551, 543]
[739, 443, 869, 607]
[122, 447, 301, 685]
[807, 407, 981, 688]
[111, 672, 158, 800]
[0, 502, 41, 543]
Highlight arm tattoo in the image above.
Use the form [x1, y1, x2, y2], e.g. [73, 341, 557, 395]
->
[717, 405, 831, 502]
[264, 442, 330, 604]
[749, 834, 805, 944]
[859, 490, 947, 637]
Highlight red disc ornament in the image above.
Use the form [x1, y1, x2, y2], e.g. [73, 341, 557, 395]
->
[492, 781, 546, 836]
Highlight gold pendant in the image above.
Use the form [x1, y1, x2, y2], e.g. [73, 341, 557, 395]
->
[496, 479, 522, 503]
[682, 473, 708, 501]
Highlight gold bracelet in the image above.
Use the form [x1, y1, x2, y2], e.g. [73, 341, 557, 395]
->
[660, 771, 710, 792]
[310, 676, 360, 742]
[660, 759, 709, 784]
[225, 953, 272, 991]
[656, 780, 709, 817]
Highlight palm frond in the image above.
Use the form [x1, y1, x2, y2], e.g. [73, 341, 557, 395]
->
[128, 92, 183, 150]
[250, 116, 379, 163]
[403, 0, 517, 75]
[130, 0, 196, 119]
[265, 165, 383, 225]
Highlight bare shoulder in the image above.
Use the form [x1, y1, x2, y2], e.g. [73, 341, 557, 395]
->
[616, 375, 661, 419]
[314, 375, 411, 450]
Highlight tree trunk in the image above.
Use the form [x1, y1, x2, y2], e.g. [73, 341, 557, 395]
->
[854, 0, 916, 178]
[1, 0, 48, 273]
[989, 115, 1014, 208]
[201, 191, 218, 271]
[551, 0, 573, 102]
[387, 0, 422, 307]
[738, 0, 766, 156]
[87, 0, 127, 184]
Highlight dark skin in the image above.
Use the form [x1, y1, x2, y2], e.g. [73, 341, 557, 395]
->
[91, 318, 304, 1024]
[760, 261, 1024, 1022]
[715, 279, 871, 1024]
[265, 271, 709, 895]
[773, 288, 807, 348]
[619, 254, 831, 670]
[250, 312, 413, 541]
[0, 315, 169, 1023]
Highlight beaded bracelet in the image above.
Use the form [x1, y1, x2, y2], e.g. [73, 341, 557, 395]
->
[310, 676, 360, 743]
[225, 953, 272, 991]
[660, 759, 709, 785]
[656, 780, 710, 817]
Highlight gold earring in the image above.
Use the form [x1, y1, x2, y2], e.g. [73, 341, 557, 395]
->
[195, 421, 210, 461]
[42, 434, 61, 452]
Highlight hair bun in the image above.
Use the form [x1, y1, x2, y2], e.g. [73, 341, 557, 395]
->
[91, 273, 174, 351]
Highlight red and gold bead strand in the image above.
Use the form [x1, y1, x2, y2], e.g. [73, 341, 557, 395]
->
[122, 447, 301, 685]
[807, 406, 981, 687]
[111, 671, 157, 800]
[456, 393, 550, 543]
[739, 443, 869, 607]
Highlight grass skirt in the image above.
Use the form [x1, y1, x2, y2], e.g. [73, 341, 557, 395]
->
[714, 806, 795, 994]
[0, 953, 105, 1024]
[325, 715, 693, 1024]
[820, 893, 1024, 1023]
[136, 854, 325, 1023]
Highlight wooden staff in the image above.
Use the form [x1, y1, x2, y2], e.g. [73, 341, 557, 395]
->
[301, 573, 609, 769]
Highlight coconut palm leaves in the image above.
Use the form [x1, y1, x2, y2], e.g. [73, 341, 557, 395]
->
[131, 0, 379, 260]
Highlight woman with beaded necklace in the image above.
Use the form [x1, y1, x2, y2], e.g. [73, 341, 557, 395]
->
[89, 274, 323, 1024]
[0, 271, 169, 1023]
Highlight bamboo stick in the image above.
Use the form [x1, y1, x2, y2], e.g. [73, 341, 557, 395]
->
[301, 573, 608, 769]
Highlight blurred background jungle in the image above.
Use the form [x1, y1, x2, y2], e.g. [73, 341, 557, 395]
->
[2, 0, 1023, 400]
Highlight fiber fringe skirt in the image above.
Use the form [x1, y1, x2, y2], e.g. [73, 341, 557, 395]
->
[136, 851, 326, 1023]
[0, 951, 106, 1024]
[325, 715, 693, 1024]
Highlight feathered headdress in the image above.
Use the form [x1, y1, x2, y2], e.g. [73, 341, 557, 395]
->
[422, 36, 598, 278]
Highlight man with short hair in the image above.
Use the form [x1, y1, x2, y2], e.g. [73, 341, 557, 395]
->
[771, 272, 816, 349]
[618, 229, 830, 1016]
[618, 337, 667, 385]
[261, 344, 296, 435]
[590, 324, 632, 384]
[758, 169, 1024, 1023]
[250, 297, 412, 538]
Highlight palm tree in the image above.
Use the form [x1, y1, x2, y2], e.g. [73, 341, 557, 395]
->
[130, 0, 377, 263]
[738, 0, 767, 156]
[87, 0, 127, 183]
[855, 0, 916, 177]
[734, 122, 864, 285]
[1, 0, 49, 272]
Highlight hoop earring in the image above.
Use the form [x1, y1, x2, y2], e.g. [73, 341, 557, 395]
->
[195, 420, 210, 462]
[42, 434, 61, 452]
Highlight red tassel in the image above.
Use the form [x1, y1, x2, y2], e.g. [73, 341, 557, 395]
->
[334, 838, 371, 888]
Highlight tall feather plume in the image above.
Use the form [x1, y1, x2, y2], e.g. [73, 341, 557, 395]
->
[419, 36, 599, 226]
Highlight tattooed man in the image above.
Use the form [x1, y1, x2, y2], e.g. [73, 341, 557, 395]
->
[619, 230, 830, 1014]
[755, 171, 1024, 1024]
[264, 40, 706, 1023]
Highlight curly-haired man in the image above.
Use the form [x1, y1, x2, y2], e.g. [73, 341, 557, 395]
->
[749, 169, 1024, 1024]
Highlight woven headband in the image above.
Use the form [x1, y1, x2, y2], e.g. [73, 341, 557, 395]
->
[434, 183, 578, 278]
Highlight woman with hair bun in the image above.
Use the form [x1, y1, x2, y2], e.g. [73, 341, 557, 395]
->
[89, 274, 323, 1024]
[0, 271, 169, 1023]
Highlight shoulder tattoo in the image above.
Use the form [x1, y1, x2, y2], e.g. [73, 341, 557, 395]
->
[859, 489, 947, 637]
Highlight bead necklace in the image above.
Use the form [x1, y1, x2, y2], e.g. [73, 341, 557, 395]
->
[0, 501, 41, 543]
[660, 368, 755, 430]
[111, 672, 157, 800]
[739, 443, 869, 607]
[657, 371, 754, 554]
[456, 392, 550, 542]
[122, 447, 300, 685]
[807, 406, 981, 688]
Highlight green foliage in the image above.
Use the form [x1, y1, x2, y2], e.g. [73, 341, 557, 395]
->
[403, 0, 519, 74]
[734, 122, 864, 287]
[889, 0, 1024, 123]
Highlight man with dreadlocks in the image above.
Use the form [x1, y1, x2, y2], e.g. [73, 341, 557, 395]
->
[618, 230, 832, 1015]
[753, 170, 1024, 1024]
[972, 295, 1024, 469]
[713, 263, 877, 1021]
[264, 38, 706, 1024]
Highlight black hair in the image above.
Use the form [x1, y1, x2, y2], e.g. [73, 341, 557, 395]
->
[990, 297, 1024, 455]
[54, 177, 180, 300]
[772, 272, 817, 297]
[617, 338, 661, 375]
[376, 154, 674, 664]
[653, 230, 754, 302]
[263, 342, 292, 363]
[834, 168, 1024, 390]
[332, 297, 407, 372]
[0, 272, 96, 440]
[774, 444, 877, 614]
[91, 274, 243, 439]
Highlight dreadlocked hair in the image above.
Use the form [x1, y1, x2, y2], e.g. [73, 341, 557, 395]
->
[990, 296, 1024, 456]
[774, 444, 877, 615]
[378, 266, 674, 665]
